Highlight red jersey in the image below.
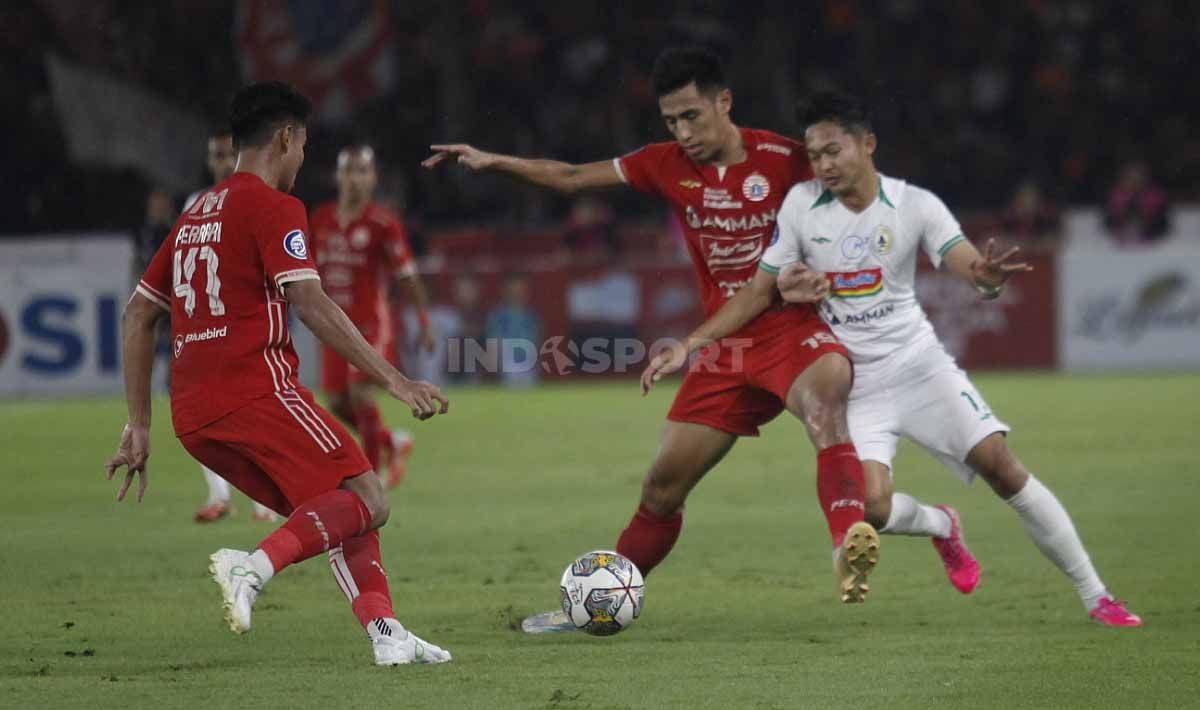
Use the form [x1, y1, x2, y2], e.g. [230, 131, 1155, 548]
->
[136, 172, 319, 436]
[308, 201, 415, 339]
[615, 127, 815, 334]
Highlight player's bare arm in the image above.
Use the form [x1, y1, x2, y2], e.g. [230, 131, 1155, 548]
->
[399, 271, 436, 353]
[640, 268, 779, 395]
[422, 144, 623, 194]
[285, 279, 449, 420]
[941, 237, 1033, 299]
[105, 291, 165, 502]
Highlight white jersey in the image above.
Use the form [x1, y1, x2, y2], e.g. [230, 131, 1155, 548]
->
[760, 174, 965, 364]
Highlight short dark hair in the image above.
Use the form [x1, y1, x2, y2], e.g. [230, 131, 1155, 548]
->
[229, 81, 312, 149]
[207, 120, 232, 140]
[651, 47, 726, 97]
[795, 91, 873, 135]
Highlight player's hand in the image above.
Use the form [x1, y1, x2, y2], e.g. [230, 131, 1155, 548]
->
[417, 325, 437, 354]
[422, 144, 496, 171]
[388, 377, 450, 420]
[972, 238, 1033, 289]
[640, 340, 689, 396]
[777, 263, 830, 303]
[105, 423, 151, 503]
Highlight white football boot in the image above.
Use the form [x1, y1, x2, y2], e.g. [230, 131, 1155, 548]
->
[209, 548, 263, 634]
[370, 618, 453, 666]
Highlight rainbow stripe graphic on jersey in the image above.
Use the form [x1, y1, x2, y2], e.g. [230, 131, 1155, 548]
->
[828, 268, 884, 298]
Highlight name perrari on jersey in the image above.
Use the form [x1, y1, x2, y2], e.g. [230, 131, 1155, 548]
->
[760, 175, 965, 363]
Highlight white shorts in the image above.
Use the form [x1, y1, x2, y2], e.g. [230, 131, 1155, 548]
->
[847, 338, 1009, 484]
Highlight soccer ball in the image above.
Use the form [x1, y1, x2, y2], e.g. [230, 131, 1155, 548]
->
[559, 550, 645, 636]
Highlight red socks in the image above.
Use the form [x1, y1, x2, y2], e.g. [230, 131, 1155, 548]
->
[816, 443, 867, 547]
[353, 403, 385, 470]
[616, 504, 683, 576]
[329, 529, 395, 628]
[257, 489, 371, 573]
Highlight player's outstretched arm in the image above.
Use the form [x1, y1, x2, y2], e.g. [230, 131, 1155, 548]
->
[105, 292, 163, 502]
[641, 268, 779, 395]
[422, 144, 623, 194]
[286, 279, 449, 420]
[941, 237, 1033, 300]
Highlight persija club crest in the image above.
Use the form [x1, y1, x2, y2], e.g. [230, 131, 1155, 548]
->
[742, 173, 770, 202]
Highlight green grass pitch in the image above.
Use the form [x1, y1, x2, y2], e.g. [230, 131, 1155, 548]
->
[2, 372, 1198, 708]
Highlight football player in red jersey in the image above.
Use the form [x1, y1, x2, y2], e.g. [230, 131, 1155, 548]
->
[184, 124, 280, 523]
[425, 48, 886, 627]
[310, 145, 434, 487]
[106, 82, 452, 665]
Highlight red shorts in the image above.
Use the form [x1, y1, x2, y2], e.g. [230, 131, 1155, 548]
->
[179, 387, 372, 515]
[667, 306, 848, 437]
[321, 327, 395, 395]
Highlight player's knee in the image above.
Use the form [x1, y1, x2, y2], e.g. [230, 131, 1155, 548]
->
[789, 354, 852, 439]
[864, 491, 891, 528]
[365, 494, 391, 529]
[970, 434, 1028, 497]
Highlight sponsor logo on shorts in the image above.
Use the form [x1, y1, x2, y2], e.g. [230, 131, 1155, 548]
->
[283, 229, 308, 259]
[829, 268, 884, 298]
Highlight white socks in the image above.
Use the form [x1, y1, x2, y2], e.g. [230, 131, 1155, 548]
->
[1006, 475, 1107, 610]
[244, 549, 276, 585]
[881, 492, 952, 539]
[203, 465, 231, 505]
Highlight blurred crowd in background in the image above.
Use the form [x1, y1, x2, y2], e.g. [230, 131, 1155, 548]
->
[2, 0, 1193, 250]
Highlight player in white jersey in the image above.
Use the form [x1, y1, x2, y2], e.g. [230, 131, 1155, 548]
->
[184, 125, 278, 524]
[646, 92, 1141, 626]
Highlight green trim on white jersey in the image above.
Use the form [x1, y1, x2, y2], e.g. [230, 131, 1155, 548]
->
[936, 234, 966, 258]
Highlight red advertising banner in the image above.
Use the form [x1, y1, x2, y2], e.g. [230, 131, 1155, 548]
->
[399, 253, 1054, 382]
[916, 253, 1056, 369]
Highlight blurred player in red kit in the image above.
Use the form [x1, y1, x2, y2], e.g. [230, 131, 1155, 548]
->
[426, 48, 895, 629]
[310, 145, 435, 487]
[106, 81, 452, 666]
